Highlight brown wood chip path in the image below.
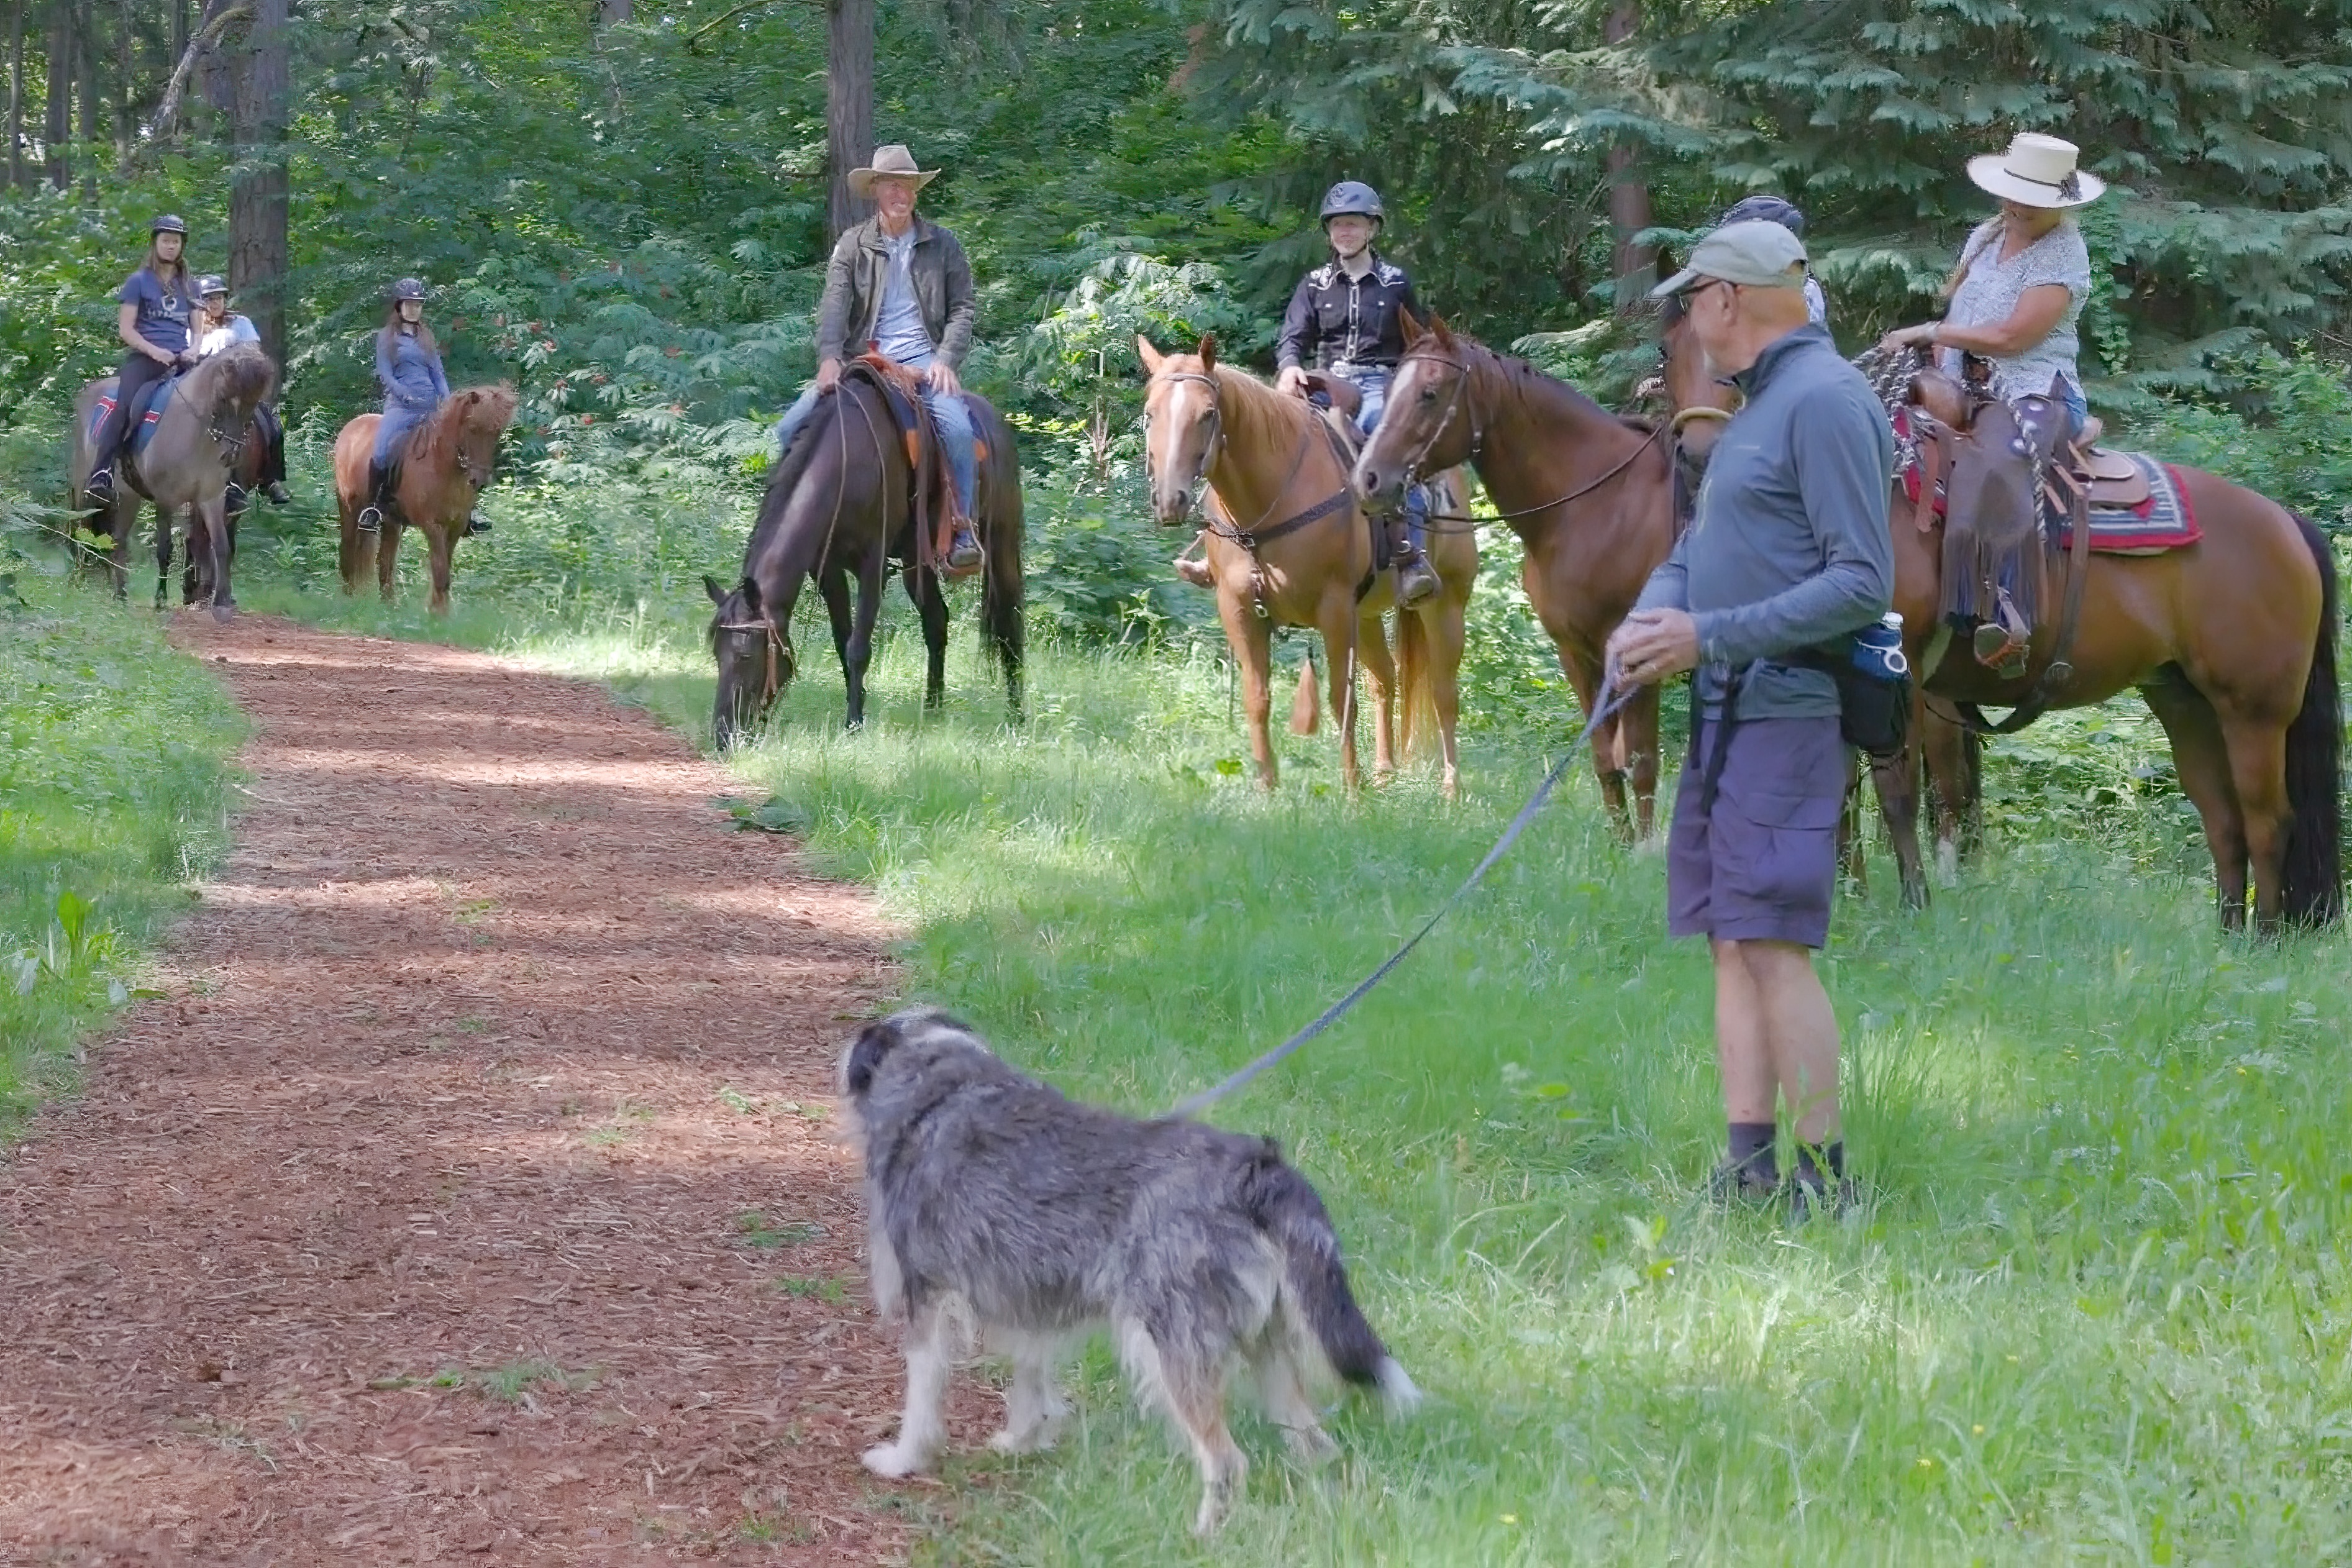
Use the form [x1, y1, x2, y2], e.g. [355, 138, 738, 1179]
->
[0, 614, 973, 1564]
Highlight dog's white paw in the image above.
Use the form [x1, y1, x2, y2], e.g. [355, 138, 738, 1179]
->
[1283, 1423, 1340, 1466]
[861, 1441, 932, 1479]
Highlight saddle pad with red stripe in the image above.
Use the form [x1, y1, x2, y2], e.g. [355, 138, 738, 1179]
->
[1895, 409, 2200, 554]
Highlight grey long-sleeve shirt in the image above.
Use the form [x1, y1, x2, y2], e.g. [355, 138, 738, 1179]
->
[1634, 323, 1895, 719]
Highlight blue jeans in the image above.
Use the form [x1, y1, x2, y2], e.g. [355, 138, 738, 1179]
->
[775, 378, 978, 519]
[1332, 365, 1426, 545]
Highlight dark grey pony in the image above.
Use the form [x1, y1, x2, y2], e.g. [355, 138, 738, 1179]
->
[702, 375, 1024, 745]
[69, 342, 276, 620]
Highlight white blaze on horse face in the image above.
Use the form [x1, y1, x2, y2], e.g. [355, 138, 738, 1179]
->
[1148, 375, 1216, 524]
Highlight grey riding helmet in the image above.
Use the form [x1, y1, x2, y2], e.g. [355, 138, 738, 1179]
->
[196, 274, 229, 299]
[1719, 194, 1805, 236]
[388, 276, 429, 302]
[151, 214, 189, 236]
[1320, 181, 1385, 226]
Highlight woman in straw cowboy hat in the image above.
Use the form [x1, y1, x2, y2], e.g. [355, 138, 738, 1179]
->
[772, 142, 981, 570]
[1879, 131, 2107, 669]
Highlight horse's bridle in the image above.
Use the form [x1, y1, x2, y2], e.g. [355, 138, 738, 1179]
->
[1392, 344, 1666, 526]
[167, 375, 251, 472]
[715, 616, 789, 708]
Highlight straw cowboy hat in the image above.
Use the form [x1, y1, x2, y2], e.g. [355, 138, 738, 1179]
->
[1967, 133, 2107, 209]
[848, 144, 940, 199]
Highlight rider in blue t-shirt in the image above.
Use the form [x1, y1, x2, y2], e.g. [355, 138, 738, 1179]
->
[84, 216, 198, 501]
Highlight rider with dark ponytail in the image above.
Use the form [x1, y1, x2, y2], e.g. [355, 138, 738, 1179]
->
[360, 277, 486, 536]
[84, 215, 197, 501]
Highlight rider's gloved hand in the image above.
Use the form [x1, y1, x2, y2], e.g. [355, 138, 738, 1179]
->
[1275, 365, 1308, 398]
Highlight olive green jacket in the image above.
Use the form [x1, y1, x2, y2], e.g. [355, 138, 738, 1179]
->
[814, 214, 976, 369]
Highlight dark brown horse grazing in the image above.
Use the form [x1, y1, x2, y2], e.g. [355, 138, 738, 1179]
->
[1660, 308, 2343, 931]
[704, 375, 1024, 745]
[1139, 335, 1478, 796]
[68, 342, 276, 621]
[1352, 315, 1679, 836]
[332, 385, 518, 614]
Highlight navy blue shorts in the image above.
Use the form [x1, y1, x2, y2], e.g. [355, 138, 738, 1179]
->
[1667, 714, 1846, 949]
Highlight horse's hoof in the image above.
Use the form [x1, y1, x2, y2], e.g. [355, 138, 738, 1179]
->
[211, 603, 234, 624]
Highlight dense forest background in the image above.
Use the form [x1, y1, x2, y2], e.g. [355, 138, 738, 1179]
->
[6, 0, 2352, 642]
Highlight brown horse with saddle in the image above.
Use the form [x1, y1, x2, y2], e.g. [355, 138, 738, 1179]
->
[1352, 314, 1683, 838]
[1139, 335, 1478, 796]
[332, 386, 517, 614]
[704, 355, 1024, 744]
[1660, 311, 2341, 932]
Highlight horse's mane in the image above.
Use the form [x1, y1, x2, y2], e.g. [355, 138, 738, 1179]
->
[1410, 328, 1632, 431]
[1186, 362, 1316, 457]
[417, 382, 518, 466]
[193, 341, 276, 417]
[730, 374, 895, 600]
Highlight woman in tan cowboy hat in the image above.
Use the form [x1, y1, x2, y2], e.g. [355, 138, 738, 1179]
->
[1879, 132, 2105, 425]
[1879, 132, 2105, 669]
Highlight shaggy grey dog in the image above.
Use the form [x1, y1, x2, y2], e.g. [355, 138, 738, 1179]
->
[839, 1006, 1419, 1534]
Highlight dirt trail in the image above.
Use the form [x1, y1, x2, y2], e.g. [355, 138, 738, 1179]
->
[0, 615, 963, 1564]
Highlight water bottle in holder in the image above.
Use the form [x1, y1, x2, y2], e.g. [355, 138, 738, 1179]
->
[1836, 611, 1910, 758]
[1853, 611, 1909, 682]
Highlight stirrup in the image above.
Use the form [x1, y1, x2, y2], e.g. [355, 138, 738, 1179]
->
[1971, 621, 2028, 678]
[85, 466, 117, 501]
[946, 524, 982, 571]
[264, 481, 292, 505]
[1395, 550, 1439, 607]
[463, 514, 492, 537]
[355, 504, 383, 535]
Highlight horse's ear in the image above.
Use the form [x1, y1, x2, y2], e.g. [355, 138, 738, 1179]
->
[739, 576, 763, 616]
[1136, 335, 1164, 375]
[1400, 309, 1424, 345]
[1429, 314, 1455, 346]
[1198, 334, 1218, 373]
[703, 573, 727, 606]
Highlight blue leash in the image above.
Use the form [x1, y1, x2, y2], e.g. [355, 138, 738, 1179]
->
[1170, 670, 1635, 1119]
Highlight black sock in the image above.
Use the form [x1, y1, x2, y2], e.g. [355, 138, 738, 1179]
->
[1728, 1121, 1777, 1178]
[1795, 1139, 1844, 1180]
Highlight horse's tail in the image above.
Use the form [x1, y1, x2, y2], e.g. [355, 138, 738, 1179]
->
[975, 404, 1026, 721]
[1395, 607, 1435, 760]
[1289, 654, 1320, 736]
[2282, 511, 2343, 928]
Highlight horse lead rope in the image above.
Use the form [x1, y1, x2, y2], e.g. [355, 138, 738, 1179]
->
[1170, 668, 1634, 1119]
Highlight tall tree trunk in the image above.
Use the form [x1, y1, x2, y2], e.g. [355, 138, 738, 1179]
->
[172, 0, 185, 65]
[1603, 0, 1654, 314]
[228, 0, 286, 365]
[44, 0, 69, 189]
[112, 0, 129, 164]
[6, 0, 24, 189]
[825, 0, 872, 242]
[75, 0, 95, 200]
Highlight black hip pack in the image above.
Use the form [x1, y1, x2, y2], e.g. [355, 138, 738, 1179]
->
[1783, 636, 1910, 760]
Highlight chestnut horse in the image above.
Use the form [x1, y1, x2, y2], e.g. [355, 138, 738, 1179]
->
[1352, 315, 1677, 836]
[1659, 308, 2342, 931]
[1139, 336, 1477, 796]
[332, 385, 517, 614]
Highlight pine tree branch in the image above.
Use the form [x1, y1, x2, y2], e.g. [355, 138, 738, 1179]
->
[684, 0, 813, 53]
[140, 1, 248, 151]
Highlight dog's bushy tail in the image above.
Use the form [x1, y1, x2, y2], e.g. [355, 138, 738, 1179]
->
[1242, 1146, 1420, 1411]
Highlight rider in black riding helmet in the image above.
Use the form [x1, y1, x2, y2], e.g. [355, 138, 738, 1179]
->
[1717, 195, 1828, 326]
[1278, 181, 1439, 607]
[1172, 181, 1441, 604]
[84, 215, 198, 502]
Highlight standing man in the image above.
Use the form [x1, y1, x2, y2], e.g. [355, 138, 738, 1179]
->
[1607, 221, 1894, 1215]
[773, 144, 981, 572]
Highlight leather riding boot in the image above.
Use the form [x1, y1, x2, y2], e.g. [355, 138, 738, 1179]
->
[946, 518, 982, 573]
[1971, 591, 2030, 678]
[1390, 516, 1438, 606]
[264, 480, 292, 505]
[1174, 529, 1213, 588]
[356, 463, 386, 534]
[464, 513, 492, 537]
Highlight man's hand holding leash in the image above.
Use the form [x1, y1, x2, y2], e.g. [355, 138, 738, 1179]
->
[1609, 608, 1700, 687]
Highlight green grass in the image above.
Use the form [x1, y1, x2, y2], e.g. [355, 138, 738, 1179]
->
[0, 566, 244, 1134]
[234, 556, 2352, 1563]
